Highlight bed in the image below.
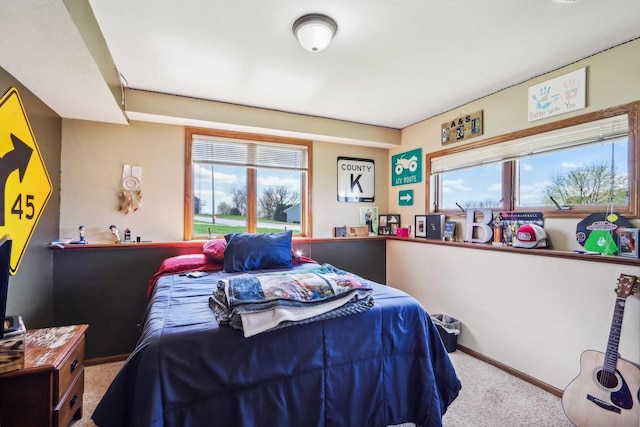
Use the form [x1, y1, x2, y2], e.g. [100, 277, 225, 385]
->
[92, 232, 461, 427]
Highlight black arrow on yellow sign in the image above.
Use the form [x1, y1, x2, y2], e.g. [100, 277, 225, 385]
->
[1, 134, 33, 226]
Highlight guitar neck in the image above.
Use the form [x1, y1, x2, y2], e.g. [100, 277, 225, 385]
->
[603, 296, 626, 373]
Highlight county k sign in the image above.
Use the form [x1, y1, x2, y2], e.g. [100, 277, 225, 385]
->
[337, 157, 375, 202]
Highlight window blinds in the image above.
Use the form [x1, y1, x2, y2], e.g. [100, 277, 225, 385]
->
[192, 136, 308, 171]
[430, 114, 629, 175]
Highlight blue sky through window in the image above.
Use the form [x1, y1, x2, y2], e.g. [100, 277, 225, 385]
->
[442, 139, 628, 209]
[194, 165, 301, 215]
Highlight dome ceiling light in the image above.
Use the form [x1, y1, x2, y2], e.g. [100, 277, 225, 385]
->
[292, 14, 338, 53]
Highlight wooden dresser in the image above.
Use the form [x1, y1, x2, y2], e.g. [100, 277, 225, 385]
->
[0, 324, 88, 427]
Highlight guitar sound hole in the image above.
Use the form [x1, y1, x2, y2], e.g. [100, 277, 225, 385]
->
[596, 370, 619, 389]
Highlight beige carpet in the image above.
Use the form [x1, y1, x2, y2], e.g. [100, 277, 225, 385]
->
[72, 351, 572, 427]
[71, 361, 124, 427]
[442, 352, 572, 427]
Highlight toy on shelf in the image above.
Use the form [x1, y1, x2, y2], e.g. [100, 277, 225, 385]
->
[109, 225, 121, 243]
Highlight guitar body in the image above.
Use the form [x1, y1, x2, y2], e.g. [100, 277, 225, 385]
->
[563, 350, 640, 427]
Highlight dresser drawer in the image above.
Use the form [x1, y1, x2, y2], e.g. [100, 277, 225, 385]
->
[0, 325, 88, 427]
[55, 336, 85, 403]
[55, 369, 84, 427]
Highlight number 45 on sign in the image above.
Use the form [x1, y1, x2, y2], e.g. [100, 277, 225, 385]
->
[0, 88, 52, 274]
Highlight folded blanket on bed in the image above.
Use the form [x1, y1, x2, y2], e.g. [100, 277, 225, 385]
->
[210, 264, 374, 337]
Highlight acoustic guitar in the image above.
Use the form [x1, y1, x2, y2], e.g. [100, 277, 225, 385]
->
[562, 274, 640, 427]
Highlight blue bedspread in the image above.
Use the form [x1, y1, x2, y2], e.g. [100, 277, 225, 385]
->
[92, 265, 461, 427]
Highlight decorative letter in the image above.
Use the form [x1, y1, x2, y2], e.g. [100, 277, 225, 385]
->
[464, 208, 493, 243]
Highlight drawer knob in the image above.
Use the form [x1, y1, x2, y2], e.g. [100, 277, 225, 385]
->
[70, 393, 78, 408]
[70, 357, 78, 372]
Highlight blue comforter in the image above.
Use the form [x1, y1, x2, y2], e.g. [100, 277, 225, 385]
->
[92, 265, 460, 427]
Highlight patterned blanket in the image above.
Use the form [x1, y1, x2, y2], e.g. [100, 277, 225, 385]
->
[210, 264, 374, 337]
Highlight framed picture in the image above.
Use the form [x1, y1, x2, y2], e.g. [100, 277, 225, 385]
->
[378, 214, 401, 236]
[444, 220, 456, 241]
[388, 214, 400, 236]
[360, 206, 378, 235]
[618, 228, 639, 258]
[378, 215, 389, 235]
[415, 215, 427, 238]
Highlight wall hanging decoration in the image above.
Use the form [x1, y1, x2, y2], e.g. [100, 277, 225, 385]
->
[398, 189, 413, 206]
[528, 67, 585, 122]
[441, 111, 483, 144]
[337, 157, 375, 202]
[119, 165, 143, 214]
[391, 148, 421, 186]
[0, 87, 52, 274]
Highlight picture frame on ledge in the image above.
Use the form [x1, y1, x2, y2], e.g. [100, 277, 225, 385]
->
[415, 215, 427, 238]
[359, 206, 378, 235]
[618, 228, 639, 258]
[378, 214, 401, 236]
[444, 220, 456, 241]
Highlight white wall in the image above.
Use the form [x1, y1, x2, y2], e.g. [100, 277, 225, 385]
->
[387, 39, 640, 390]
[387, 240, 640, 390]
[60, 120, 185, 242]
[60, 121, 389, 242]
[312, 141, 389, 236]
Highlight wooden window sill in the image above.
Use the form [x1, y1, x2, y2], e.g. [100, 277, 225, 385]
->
[48, 236, 387, 250]
[50, 236, 638, 266]
[386, 235, 640, 267]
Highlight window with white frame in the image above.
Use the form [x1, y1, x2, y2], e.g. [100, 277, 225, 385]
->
[426, 103, 639, 217]
[185, 129, 311, 239]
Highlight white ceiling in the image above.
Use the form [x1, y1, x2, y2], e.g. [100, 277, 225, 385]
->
[2, 0, 640, 130]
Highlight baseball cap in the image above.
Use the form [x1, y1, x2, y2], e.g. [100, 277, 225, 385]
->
[512, 224, 547, 248]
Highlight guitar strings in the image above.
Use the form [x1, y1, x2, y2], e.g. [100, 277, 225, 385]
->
[599, 290, 622, 397]
[600, 134, 616, 396]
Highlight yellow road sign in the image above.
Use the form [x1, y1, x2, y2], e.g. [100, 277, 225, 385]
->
[0, 87, 52, 275]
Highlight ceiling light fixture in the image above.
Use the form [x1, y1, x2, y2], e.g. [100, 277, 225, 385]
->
[292, 14, 337, 52]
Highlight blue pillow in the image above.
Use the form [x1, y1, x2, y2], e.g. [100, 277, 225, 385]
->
[223, 231, 293, 272]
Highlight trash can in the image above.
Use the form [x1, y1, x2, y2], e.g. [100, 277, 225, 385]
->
[431, 314, 460, 353]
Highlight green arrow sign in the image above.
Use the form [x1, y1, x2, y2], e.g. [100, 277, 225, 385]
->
[399, 189, 413, 206]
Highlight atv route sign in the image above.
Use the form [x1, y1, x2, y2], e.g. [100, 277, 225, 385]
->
[392, 148, 422, 186]
[0, 88, 52, 274]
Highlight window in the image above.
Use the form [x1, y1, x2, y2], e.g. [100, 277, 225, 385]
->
[426, 102, 639, 217]
[185, 129, 312, 239]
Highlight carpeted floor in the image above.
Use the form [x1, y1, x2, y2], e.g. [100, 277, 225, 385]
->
[442, 352, 572, 427]
[72, 351, 572, 427]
